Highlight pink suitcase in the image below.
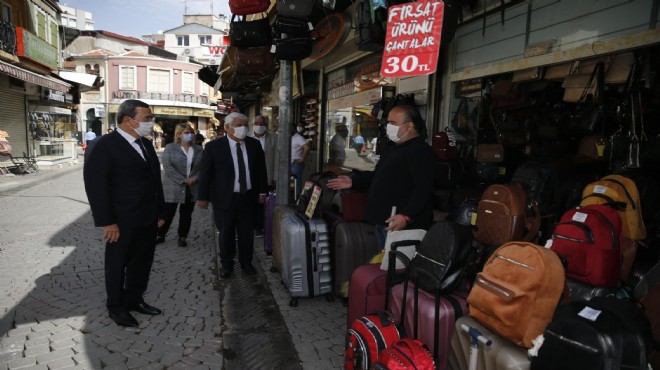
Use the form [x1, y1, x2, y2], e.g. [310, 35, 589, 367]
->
[346, 263, 388, 330]
[388, 282, 467, 370]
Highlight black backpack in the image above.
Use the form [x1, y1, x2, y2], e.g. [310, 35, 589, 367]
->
[354, 0, 386, 52]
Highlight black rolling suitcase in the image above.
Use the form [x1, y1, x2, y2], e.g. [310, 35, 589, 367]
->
[333, 222, 378, 298]
[531, 296, 651, 370]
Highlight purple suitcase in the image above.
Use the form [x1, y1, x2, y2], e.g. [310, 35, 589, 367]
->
[264, 192, 276, 255]
[389, 281, 468, 370]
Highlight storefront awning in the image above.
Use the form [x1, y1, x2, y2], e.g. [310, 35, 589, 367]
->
[58, 71, 104, 92]
[0, 60, 71, 92]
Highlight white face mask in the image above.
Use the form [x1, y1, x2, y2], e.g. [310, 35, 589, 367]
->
[132, 119, 154, 137]
[233, 126, 248, 140]
[386, 123, 401, 143]
[253, 125, 267, 135]
[181, 133, 195, 143]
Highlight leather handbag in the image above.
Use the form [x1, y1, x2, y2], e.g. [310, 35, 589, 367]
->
[235, 46, 275, 76]
[229, 15, 272, 48]
[544, 62, 574, 81]
[562, 62, 604, 103]
[475, 143, 504, 163]
[605, 52, 635, 84]
[273, 15, 311, 37]
[229, 0, 270, 16]
[277, 0, 315, 17]
[272, 36, 313, 61]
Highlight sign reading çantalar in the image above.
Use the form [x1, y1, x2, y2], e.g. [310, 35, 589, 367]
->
[380, 0, 444, 78]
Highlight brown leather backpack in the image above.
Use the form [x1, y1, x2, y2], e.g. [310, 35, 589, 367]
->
[473, 183, 540, 248]
[467, 242, 566, 348]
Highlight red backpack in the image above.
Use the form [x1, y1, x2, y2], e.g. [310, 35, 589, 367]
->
[550, 204, 622, 287]
[228, 0, 270, 15]
[345, 312, 401, 369]
[373, 338, 435, 370]
[432, 129, 458, 160]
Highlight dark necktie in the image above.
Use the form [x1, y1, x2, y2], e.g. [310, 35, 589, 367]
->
[236, 142, 247, 194]
[136, 139, 149, 163]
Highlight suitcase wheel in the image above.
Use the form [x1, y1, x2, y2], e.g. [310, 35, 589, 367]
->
[290, 298, 299, 307]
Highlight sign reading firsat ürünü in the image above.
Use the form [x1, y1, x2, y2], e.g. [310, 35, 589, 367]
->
[380, 0, 444, 78]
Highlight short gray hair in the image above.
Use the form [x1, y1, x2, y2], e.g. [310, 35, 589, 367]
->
[225, 112, 248, 127]
[117, 99, 149, 125]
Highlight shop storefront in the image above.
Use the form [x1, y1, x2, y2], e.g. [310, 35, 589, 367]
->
[29, 88, 78, 163]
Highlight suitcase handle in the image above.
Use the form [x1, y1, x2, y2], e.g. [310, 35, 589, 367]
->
[312, 246, 318, 272]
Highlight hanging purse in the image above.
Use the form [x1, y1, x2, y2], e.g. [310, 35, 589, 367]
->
[272, 36, 313, 61]
[273, 15, 312, 37]
[235, 46, 275, 76]
[229, 14, 272, 48]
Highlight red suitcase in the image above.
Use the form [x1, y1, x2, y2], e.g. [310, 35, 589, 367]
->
[388, 282, 468, 370]
[346, 263, 388, 330]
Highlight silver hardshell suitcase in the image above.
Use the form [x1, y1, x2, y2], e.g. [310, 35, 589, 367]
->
[279, 211, 332, 306]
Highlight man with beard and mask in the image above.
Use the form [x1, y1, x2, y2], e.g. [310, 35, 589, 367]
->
[197, 112, 268, 278]
[327, 105, 435, 250]
[250, 115, 276, 237]
[84, 99, 166, 327]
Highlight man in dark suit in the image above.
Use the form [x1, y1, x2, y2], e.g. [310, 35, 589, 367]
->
[83, 99, 166, 327]
[197, 112, 268, 278]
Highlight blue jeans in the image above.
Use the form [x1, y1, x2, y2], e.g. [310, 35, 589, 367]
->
[290, 162, 304, 199]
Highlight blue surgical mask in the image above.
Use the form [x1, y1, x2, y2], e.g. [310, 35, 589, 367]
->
[182, 133, 195, 142]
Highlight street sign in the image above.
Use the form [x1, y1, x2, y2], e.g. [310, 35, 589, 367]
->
[380, 0, 444, 78]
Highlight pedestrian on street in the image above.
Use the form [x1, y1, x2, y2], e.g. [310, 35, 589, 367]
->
[83, 99, 166, 328]
[353, 133, 365, 155]
[196, 112, 268, 278]
[291, 121, 309, 199]
[250, 115, 277, 238]
[157, 122, 203, 247]
[84, 128, 96, 143]
[327, 105, 436, 250]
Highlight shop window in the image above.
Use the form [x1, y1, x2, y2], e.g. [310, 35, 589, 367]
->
[1, 3, 12, 23]
[199, 35, 212, 45]
[148, 68, 171, 93]
[119, 66, 136, 90]
[49, 21, 58, 46]
[36, 11, 46, 40]
[177, 35, 189, 46]
[84, 64, 101, 92]
[182, 71, 194, 94]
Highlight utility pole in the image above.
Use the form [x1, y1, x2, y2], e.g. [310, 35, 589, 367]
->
[276, 60, 292, 206]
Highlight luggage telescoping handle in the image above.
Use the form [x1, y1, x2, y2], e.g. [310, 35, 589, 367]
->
[461, 324, 492, 370]
[386, 240, 420, 313]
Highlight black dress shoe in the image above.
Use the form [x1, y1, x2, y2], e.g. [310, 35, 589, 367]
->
[240, 263, 257, 275]
[109, 310, 139, 327]
[128, 302, 162, 315]
[177, 237, 187, 247]
[220, 266, 232, 278]
[156, 236, 165, 244]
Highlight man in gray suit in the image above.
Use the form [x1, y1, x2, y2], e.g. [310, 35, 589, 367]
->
[250, 115, 276, 237]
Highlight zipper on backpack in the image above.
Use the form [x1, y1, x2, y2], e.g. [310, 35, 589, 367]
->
[552, 234, 585, 243]
[545, 330, 599, 354]
[495, 254, 536, 270]
[475, 275, 515, 301]
[414, 252, 446, 267]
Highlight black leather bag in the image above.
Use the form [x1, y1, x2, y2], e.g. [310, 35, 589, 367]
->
[229, 15, 272, 48]
[272, 36, 313, 61]
[273, 15, 311, 37]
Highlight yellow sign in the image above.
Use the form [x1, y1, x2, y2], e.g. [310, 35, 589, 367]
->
[194, 109, 215, 117]
[153, 106, 193, 116]
[108, 104, 119, 113]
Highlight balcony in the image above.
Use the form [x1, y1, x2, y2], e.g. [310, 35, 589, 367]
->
[0, 20, 17, 56]
[112, 91, 210, 105]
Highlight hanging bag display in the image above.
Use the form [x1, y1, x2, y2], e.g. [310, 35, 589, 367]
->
[235, 46, 275, 76]
[229, 14, 272, 48]
[273, 15, 312, 37]
[272, 37, 313, 61]
[228, 0, 270, 16]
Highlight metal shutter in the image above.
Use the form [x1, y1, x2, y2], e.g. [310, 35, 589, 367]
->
[0, 88, 28, 156]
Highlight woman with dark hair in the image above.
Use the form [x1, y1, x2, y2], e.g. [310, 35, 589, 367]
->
[157, 122, 203, 247]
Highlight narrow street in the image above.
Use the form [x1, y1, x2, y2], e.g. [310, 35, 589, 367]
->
[0, 165, 345, 369]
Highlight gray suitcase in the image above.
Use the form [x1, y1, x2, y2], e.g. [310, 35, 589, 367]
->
[279, 211, 332, 306]
[271, 205, 297, 274]
[333, 222, 378, 298]
[448, 316, 530, 370]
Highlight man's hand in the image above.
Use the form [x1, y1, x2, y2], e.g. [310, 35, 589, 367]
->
[327, 175, 353, 190]
[102, 224, 120, 243]
[157, 219, 165, 228]
[197, 200, 209, 209]
[385, 214, 408, 231]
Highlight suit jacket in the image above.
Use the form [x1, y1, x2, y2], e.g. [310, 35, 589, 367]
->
[197, 135, 268, 210]
[161, 142, 203, 203]
[250, 131, 277, 186]
[83, 131, 165, 228]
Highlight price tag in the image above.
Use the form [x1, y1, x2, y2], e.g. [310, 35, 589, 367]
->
[578, 306, 602, 321]
[593, 185, 608, 194]
[571, 212, 588, 223]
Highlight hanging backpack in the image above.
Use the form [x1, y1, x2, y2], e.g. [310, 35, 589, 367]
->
[373, 338, 435, 370]
[354, 0, 386, 52]
[276, 0, 315, 17]
[466, 241, 567, 348]
[473, 183, 541, 249]
[432, 128, 458, 160]
[550, 204, 622, 287]
[580, 174, 646, 240]
[228, 0, 270, 16]
[345, 312, 401, 370]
